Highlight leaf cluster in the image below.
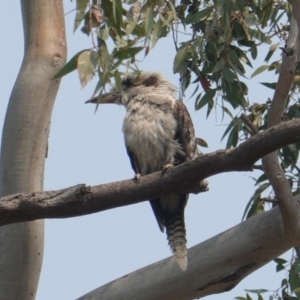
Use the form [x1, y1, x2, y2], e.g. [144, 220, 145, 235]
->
[56, 0, 292, 112]
[55, 0, 177, 92]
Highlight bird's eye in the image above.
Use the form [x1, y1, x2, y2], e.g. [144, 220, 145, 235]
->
[122, 78, 133, 90]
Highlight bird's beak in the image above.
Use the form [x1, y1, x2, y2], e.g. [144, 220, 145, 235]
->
[85, 92, 119, 104]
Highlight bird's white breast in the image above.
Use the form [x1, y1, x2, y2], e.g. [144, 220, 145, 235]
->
[123, 95, 180, 174]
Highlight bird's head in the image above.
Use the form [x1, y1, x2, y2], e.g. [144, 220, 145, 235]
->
[85, 72, 177, 106]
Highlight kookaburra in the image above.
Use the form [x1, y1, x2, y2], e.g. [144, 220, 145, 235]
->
[86, 72, 198, 271]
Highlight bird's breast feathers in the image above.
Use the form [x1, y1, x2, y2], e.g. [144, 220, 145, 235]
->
[123, 97, 180, 173]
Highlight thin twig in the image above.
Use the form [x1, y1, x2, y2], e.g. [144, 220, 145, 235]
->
[262, 197, 279, 204]
[253, 165, 264, 171]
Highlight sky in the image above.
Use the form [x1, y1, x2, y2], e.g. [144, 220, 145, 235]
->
[0, 1, 292, 300]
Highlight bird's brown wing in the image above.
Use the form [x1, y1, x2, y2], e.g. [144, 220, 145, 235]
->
[149, 199, 165, 232]
[125, 146, 138, 175]
[150, 100, 198, 233]
[173, 100, 198, 164]
[166, 100, 198, 270]
[126, 146, 165, 232]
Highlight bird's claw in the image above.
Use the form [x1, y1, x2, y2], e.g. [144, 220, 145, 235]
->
[134, 173, 143, 182]
[162, 164, 173, 175]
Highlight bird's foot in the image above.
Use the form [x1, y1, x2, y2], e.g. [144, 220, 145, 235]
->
[161, 164, 173, 175]
[134, 173, 143, 182]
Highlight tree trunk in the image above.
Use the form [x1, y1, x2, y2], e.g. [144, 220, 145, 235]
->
[0, 0, 66, 299]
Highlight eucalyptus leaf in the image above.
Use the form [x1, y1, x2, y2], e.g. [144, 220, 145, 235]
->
[113, 47, 144, 59]
[264, 43, 279, 62]
[260, 82, 276, 89]
[251, 44, 258, 60]
[151, 20, 161, 48]
[74, 0, 88, 32]
[173, 46, 189, 73]
[53, 50, 87, 79]
[196, 89, 216, 111]
[77, 50, 99, 88]
[251, 65, 269, 78]
[212, 59, 225, 73]
[145, 7, 154, 38]
[113, 0, 123, 35]
[184, 8, 213, 24]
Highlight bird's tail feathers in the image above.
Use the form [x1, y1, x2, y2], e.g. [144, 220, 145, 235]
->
[165, 212, 187, 271]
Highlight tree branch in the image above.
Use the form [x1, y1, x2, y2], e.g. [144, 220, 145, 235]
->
[0, 119, 300, 227]
[262, 2, 300, 240]
[76, 198, 300, 300]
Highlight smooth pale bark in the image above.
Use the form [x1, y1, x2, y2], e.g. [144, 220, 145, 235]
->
[77, 201, 299, 300]
[0, 0, 66, 299]
[262, 11, 300, 240]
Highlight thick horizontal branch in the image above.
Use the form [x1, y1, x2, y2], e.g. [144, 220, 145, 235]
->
[76, 199, 300, 300]
[0, 119, 300, 226]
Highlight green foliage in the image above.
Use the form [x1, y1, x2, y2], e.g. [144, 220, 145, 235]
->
[57, 0, 179, 90]
[58, 0, 292, 106]
[236, 254, 300, 300]
[77, 50, 99, 88]
[53, 50, 88, 79]
[74, 0, 89, 32]
[239, 98, 300, 224]
[241, 182, 269, 220]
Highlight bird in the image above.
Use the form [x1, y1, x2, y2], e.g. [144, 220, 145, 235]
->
[86, 71, 199, 271]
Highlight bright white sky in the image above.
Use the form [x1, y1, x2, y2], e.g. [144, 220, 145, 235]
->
[0, 1, 292, 300]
